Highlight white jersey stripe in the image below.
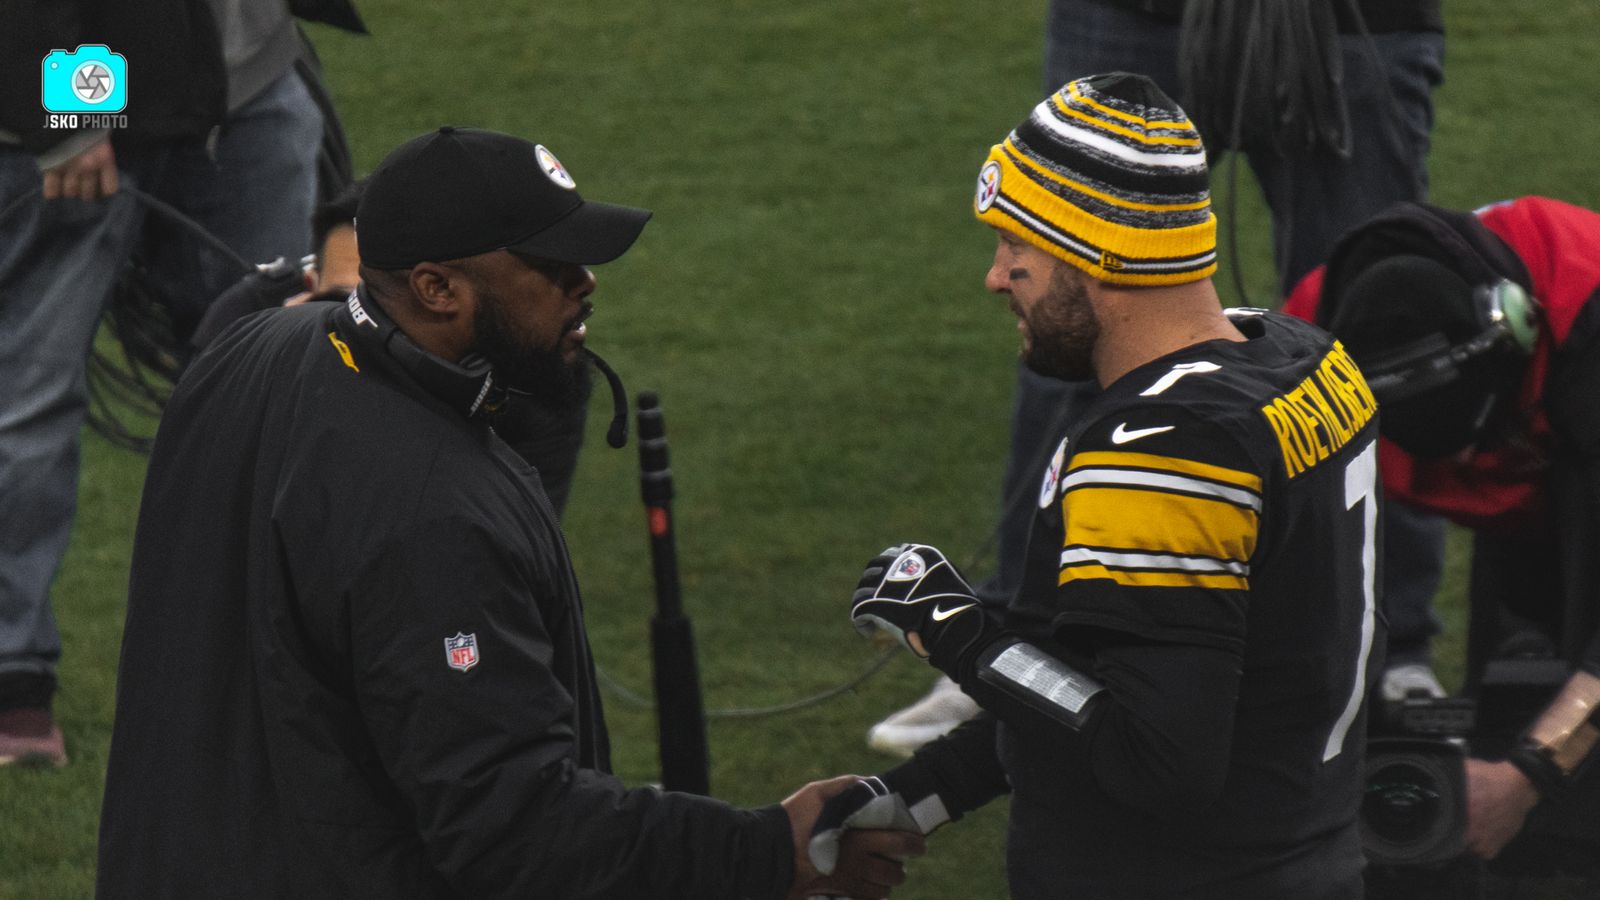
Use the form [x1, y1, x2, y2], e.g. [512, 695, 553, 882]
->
[1061, 546, 1250, 576]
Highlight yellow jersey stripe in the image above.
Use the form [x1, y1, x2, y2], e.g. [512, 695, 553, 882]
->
[1068, 450, 1262, 492]
[1060, 565, 1249, 591]
[1062, 486, 1257, 565]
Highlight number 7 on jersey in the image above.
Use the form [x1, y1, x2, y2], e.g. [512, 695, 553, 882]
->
[1324, 440, 1378, 762]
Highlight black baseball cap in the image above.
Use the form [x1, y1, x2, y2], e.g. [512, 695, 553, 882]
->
[356, 126, 652, 269]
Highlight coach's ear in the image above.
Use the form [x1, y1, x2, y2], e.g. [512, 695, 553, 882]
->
[407, 262, 469, 316]
[397, 261, 479, 361]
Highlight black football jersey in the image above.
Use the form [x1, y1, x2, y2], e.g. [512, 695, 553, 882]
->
[1000, 310, 1385, 898]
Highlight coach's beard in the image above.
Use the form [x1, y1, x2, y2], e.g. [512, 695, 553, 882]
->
[472, 288, 589, 412]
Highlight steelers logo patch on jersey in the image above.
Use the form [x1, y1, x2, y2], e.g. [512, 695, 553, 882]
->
[1039, 436, 1069, 509]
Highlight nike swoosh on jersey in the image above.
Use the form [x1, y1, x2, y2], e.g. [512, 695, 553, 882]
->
[1110, 423, 1176, 444]
[931, 603, 977, 622]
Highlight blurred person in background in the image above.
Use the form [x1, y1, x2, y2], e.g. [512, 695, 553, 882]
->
[0, 0, 346, 767]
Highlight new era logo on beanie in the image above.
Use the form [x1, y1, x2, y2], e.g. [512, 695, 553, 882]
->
[974, 73, 1217, 286]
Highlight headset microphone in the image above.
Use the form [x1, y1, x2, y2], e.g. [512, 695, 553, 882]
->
[582, 347, 630, 449]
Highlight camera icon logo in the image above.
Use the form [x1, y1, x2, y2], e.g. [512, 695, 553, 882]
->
[42, 45, 128, 113]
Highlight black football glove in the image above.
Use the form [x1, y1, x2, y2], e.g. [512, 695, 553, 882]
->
[851, 544, 991, 676]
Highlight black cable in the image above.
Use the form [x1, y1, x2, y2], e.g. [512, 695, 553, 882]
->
[1, 181, 258, 276]
[597, 646, 901, 719]
[86, 192, 246, 452]
[1336, 0, 1429, 203]
[122, 186, 253, 274]
[87, 259, 191, 452]
[1176, 0, 1427, 303]
[1223, 154, 1251, 305]
[595, 466, 1031, 720]
[0, 185, 38, 227]
[1180, 0, 1353, 161]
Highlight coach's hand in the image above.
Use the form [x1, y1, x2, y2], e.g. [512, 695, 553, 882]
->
[783, 775, 925, 900]
[851, 544, 988, 673]
[809, 767, 949, 878]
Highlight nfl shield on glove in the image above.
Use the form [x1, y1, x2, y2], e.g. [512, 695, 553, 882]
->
[852, 544, 990, 677]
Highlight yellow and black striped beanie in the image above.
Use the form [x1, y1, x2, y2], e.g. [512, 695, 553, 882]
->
[974, 72, 1217, 286]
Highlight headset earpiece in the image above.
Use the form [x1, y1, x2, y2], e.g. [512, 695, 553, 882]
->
[1484, 279, 1539, 355]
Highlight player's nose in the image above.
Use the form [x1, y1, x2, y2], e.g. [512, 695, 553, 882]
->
[985, 256, 1010, 294]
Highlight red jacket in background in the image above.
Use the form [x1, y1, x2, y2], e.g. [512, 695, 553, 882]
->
[1283, 196, 1600, 533]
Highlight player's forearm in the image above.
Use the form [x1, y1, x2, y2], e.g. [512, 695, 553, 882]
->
[950, 632, 1238, 818]
[847, 543, 1238, 817]
[896, 712, 1012, 816]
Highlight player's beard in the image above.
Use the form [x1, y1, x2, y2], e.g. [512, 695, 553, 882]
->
[1022, 265, 1099, 381]
[472, 282, 588, 411]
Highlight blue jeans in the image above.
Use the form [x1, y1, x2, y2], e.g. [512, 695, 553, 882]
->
[980, 0, 1447, 662]
[0, 71, 322, 688]
[1041, 0, 1445, 288]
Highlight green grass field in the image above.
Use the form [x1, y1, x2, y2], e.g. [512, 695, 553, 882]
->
[4, 1, 1599, 896]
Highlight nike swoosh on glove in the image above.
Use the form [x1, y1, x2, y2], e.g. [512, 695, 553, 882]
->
[850, 543, 990, 674]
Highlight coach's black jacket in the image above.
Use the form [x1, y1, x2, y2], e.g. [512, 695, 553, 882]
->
[98, 292, 792, 898]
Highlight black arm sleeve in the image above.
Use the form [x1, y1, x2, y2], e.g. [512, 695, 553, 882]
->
[1075, 635, 1242, 816]
[348, 520, 792, 900]
[889, 713, 1011, 821]
[951, 629, 1241, 818]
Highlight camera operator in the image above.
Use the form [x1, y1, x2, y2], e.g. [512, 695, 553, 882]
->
[1285, 196, 1600, 888]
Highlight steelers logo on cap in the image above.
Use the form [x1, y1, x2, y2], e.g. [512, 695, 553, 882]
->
[975, 161, 1001, 213]
[536, 144, 577, 190]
